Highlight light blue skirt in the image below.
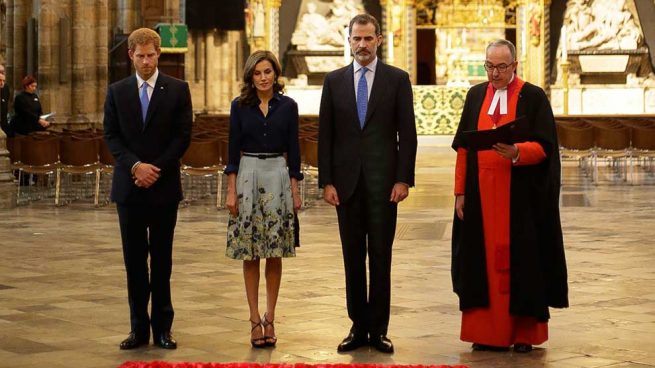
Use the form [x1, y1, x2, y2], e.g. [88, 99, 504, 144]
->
[226, 155, 296, 260]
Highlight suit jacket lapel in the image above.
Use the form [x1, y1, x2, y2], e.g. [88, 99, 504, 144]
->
[363, 62, 387, 128]
[125, 76, 142, 131]
[144, 75, 168, 130]
[340, 64, 360, 129]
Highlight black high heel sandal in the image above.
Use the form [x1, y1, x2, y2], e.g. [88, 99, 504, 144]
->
[250, 318, 266, 348]
[262, 313, 277, 347]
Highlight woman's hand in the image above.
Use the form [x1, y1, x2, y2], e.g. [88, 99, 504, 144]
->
[292, 191, 302, 213]
[226, 189, 238, 217]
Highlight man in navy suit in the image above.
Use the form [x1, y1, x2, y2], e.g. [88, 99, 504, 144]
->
[318, 14, 417, 353]
[103, 28, 192, 350]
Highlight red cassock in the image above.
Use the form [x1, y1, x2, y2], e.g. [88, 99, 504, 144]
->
[454, 77, 548, 347]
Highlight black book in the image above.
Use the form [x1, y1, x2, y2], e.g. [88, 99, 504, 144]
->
[462, 116, 530, 151]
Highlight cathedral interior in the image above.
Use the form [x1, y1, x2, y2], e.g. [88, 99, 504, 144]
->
[0, 0, 654, 367]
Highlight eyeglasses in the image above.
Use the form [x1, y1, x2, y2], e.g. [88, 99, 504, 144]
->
[484, 62, 513, 73]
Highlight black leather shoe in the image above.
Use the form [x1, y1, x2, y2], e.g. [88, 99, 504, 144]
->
[119, 332, 149, 350]
[370, 335, 394, 353]
[472, 343, 509, 352]
[513, 343, 533, 353]
[337, 332, 368, 352]
[154, 332, 177, 349]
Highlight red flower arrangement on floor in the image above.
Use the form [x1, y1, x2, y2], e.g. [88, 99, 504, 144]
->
[119, 363, 469, 368]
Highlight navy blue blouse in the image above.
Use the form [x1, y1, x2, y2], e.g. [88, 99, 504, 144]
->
[224, 93, 304, 180]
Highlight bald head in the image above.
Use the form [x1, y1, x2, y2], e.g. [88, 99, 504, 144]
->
[0, 64, 5, 75]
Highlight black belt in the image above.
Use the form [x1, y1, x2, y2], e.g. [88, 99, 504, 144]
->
[243, 152, 283, 159]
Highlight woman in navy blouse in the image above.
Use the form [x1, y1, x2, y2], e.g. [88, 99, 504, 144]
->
[224, 50, 303, 348]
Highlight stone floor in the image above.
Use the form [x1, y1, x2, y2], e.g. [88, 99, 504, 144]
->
[1, 142, 654, 368]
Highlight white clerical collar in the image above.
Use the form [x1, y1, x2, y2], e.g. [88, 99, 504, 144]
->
[353, 57, 378, 74]
[136, 68, 159, 89]
[487, 74, 515, 116]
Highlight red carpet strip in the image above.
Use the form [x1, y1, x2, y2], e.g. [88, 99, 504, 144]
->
[119, 363, 469, 368]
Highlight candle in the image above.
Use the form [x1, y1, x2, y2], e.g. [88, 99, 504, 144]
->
[387, 31, 394, 63]
[561, 25, 567, 60]
[461, 28, 467, 45]
[344, 27, 350, 65]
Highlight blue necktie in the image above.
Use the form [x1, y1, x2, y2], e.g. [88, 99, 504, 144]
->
[140, 82, 149, 125]
[356, 67, 368, 129]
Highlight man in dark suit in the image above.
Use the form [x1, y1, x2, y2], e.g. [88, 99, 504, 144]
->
[103, 28, 192, 350]
[0, 64, 11, 136]
[318, 14, 417, 353]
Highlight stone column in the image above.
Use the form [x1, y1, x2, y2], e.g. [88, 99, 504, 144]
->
[5, 0, 14, 83]
[0, 0, 15, 208]
[95, 0, 109, 126]
[118, 0, 137, 33]
[36, 1, 61, 126]
[11, 0, 28, 88]
[205, 30, 240, 114]
[523, 0, 547, 88]
[382, 0, 417, 83]
[0, 130, 16, 209]
[267, 0, 281, 58]
[67, 0, 95, 129]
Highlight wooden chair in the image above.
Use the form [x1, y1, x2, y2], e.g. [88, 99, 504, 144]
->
[95, 138, 115, 206]
[56, 135, 100, 205]
[17, 134, 60, 204]
[181, 135, 223, 208]
[556, 119, 595, 182]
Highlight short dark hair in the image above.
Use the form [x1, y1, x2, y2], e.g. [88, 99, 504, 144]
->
[238, 50, 285, 107]
[486, 39, 517, 62]
[22, 75, 37, 88]
[349, 14, 381, 36]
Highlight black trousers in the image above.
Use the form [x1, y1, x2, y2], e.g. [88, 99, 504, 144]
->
[336, 174, 397, 336]
[117, 202, 179, 337]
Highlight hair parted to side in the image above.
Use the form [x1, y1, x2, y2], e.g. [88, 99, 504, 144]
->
[22, 75, 37, 88]
[348, 14, 381, 36]
[128, 28, 161, 51]
[238, 50, 285, 107]
[486, 39, 517, 62]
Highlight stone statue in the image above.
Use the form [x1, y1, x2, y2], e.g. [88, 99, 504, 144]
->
[253, 0, 265, 38]
[292, 1, 343, 50]
[291, 0, 364, 50]
[567, 0, 642, 50]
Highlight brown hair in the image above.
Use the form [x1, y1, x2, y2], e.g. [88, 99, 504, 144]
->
[22, 75, 37, 88]
[127, 28, 161, 51]
[238, 50, 285, 107]
[349, 14, 381, 36]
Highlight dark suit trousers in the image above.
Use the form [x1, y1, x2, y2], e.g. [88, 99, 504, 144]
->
[336, 173, 397, 336]
[117, 202, 179, 337]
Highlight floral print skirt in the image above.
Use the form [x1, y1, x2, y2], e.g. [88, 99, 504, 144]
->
[226, 155, 296, 260]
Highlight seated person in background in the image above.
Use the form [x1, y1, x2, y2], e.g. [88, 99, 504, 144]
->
[11, 75, 50, 135]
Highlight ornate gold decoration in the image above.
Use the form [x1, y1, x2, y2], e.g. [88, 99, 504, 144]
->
[528, 3, 541, 46]
[416, 0, 519, 27]
[413, 86, 469, 134]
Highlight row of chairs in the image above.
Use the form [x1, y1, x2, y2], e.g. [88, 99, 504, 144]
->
[7, 129, 115, 206]
[556, 117, 655, 184]
[5, 116, 323, 208]
[182, 115, 320, 208]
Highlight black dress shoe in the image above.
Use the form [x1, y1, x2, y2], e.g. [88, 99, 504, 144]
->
[513, 343, 533, 353]
[119, 332, 149, 350]
[370, 335, 394, 353]
[337, 332, 368, 352]
[471, 343, 509, 352]
[154, 332, 177, 349]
